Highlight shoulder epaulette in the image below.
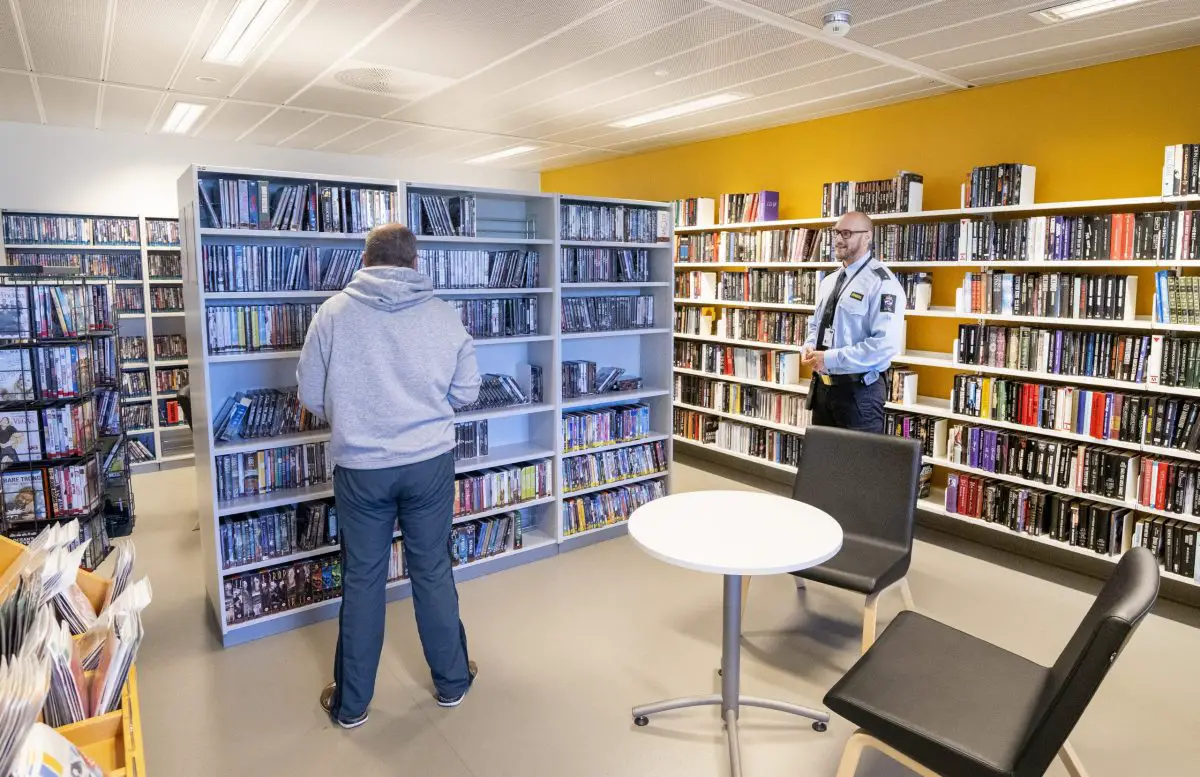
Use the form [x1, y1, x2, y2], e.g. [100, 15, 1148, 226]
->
[873, 266, 891, 281]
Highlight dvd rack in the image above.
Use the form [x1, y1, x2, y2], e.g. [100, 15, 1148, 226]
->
[181, 170, 676, 646]
[0, 210, 193, 470]
[670, 179, 1200, 598]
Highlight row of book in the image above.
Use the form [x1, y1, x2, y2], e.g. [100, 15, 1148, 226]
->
[147, 253, 182, 278]
[676, 269, 820, 306]
[1162, 144, 1200, 197]
[1, 456, 102, 525]
[719, 191, 780, 224]
[674, 408, 805, 469]
[155, 368, 187, 393]
[146, 219, 179, 246]
[203, 245, 320, 292]
[560, 203, 668, 244]
[562, 403, 652, 453]
[561, 440, 667, 493]
[0, 404, 97, 464]
[214, 441, 333, 503]
[219, 500, 338, 569]
[454, 420, 488, 461]
[204, 303, 319, 355]
[199, 178, 399, 233]
[561, 295, 654, 333]
[892, 271, 928, 312]
[121, 404, 151, 430]
[148, 286, 183, 312]
[1135, 515, 1198, 579]
[822, 172, 923, 217]
[115, 288, 142, 312]
[1154, 273, 1200, 324]
[943, 475, 1126, 558]
[7, 252, 143, 280]
[955, 325, 1153, 384]
[674, 341, 802, 386]
[0, 345, 95, 401]
[452, 459, 551, 517]
[675, 374, 811, 429]
[1152, 335, 1200, 389]
[560, 247, 651, 283]
[2, 214, 139, 245]
[675, 227, 825, 265]
[0, 285, 115, 340]
[965, 164, 1036, 209]
[212, 387, 327, 442]
[675, 307, 811, 348]
[956, 272, 1136, 321]
[153, 334, 186, 359]
[416, 249, 539, 289]
[126, 438, 154, 462]
[409, 193, 475, 237]
[562, 479, 666, 536]
[561, 360, 632, 399]
[449, 297, 538, 339]
[454, 368, 541, 413]
[120, 370, 150, 397]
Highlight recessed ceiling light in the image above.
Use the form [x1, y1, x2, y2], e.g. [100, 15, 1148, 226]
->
[196, 75, 220, 83]
[204, 0, 290, 65]
[468, 145, 538, 164]
[161, 102, 207, 134]
[608, 93, 746, 129]
[1031, 0, 1149, 23]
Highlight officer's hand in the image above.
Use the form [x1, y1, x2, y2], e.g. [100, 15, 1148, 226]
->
[801, 349, 825, 372]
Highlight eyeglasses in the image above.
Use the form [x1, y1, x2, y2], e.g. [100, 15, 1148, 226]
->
[829, 229, 870, 239]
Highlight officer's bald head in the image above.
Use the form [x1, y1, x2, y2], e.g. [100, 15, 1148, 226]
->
[831, 211, 873, 264]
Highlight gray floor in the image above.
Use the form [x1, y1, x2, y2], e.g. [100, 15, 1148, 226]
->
[123, 457, 1198, 777]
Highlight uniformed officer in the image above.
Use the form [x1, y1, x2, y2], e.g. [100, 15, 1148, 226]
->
[801, 210, 906, 433]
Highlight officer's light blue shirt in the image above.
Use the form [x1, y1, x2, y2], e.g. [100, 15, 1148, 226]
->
[804, 251, 907, 385]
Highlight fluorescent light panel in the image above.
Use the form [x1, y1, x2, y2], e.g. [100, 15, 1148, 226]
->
[468, 145, 537, 164]
[161, 103, 207, 134]
[1032, 0, 1149, 23]
[204, 0, 290, 64]
[608, 93, 746, 129]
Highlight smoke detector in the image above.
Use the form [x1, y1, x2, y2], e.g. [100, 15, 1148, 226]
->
[823, 10, 852, 37]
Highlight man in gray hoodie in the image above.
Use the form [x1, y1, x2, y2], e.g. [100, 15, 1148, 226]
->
[298, 223, 482, 728]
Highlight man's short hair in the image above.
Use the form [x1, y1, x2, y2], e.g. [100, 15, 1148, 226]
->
[364, 224, 418, 268]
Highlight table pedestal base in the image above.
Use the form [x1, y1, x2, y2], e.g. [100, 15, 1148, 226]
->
[632, 574, 828, 777]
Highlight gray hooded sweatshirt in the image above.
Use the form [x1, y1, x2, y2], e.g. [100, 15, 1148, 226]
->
[297, 265, 481, 470]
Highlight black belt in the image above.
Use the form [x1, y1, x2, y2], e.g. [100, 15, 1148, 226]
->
[817, 372, 868, 386]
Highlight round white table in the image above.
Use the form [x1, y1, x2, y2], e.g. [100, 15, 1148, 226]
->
[628, 490, 844, 777]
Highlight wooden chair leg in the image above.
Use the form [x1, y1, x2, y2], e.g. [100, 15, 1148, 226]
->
[899, 578, 915, 611]
[1059, 740, 1090, 777]
[861, 592, 880, 653]
[739, 576, 751, 634]
[834, 730, 871, 777]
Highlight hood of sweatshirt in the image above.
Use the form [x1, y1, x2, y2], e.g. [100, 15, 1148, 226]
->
[342, 266, 434, 312]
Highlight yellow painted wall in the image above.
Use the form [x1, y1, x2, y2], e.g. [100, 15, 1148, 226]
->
[542, 45, 1200, 214]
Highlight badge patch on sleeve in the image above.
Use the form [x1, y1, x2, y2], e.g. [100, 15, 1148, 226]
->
[880, 294, 896, 313]
[849, 291, 864, 301]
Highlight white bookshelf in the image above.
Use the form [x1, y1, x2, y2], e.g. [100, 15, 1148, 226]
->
[178, 169, 674, 645]
[0, 210, 193, 470]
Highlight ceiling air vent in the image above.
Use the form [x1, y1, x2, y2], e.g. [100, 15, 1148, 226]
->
[328, 61, 453, 100]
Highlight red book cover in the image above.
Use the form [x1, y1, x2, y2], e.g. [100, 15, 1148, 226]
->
[1140, 459, 1153, 507]
[1156, 461, 1170, 510]
[1111, 213, 1124, 260]
[1124, 213, 1136, 261]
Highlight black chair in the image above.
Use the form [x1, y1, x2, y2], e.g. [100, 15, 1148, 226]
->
[824, 547, 1160, 777]
[742, 426, 923, 653]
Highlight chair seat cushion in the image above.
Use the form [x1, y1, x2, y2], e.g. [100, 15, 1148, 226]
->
[792, 535, 907, 594]
[824, 611, 1051, 777]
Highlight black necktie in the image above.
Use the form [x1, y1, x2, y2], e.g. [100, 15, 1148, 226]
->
[816, 268, 850, 352]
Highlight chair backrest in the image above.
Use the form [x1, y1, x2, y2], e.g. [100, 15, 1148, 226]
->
[792, 426, 922, 555]
[1015, 547, 1160, 777]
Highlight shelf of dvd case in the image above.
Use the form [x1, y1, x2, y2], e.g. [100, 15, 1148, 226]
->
[203, 289, 339, 300]
[154, 358, 188, 367]
[559, 520, 630, 545]
[120, 361, 149, 369]
[120, 395, 151, 404]
[562, 470, 667, 498]
[561, 431, 671, 458]
[672, 434, 800, 473]
[223, 542, 342, 576]
[560, 327, 672, 340]
[674, 297, 817, 312]
[215, 483, 336, 517]
[454, 442, 556, 473]
[198, 227, 370, 241]
[673, 400, 808, 436]
[434, 286, 554, 295]
[561, 240, 668, 250]
[673, 331, 809, 352]
[2, 244, 140, 251]
[207, 349, 302, 363]
[451, 401, 555, 422]
[414, 236, 554, 246]
[562, 387, 670, 409]
[213, 429, 331, 456]
[673, 366, 810, 395]
[471, 334, 553, 347]
[150, 311, 185, 318]
[562, 281, 672, 289]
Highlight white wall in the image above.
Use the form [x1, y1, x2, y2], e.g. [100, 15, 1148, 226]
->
[0, 121, 540, 218]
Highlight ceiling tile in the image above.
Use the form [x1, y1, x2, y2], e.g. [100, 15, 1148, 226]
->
[852, 0, 1041, 48]
[238, 107, 327, 145]
[789, 0, 957, 28]
[0, 74, 39, 123]
[193, 101, 278, 142]
[37, 77, 99, 128]
[106, 0, 210, 87]
[357, 0, 615, 81]
[232, 0, 424, 104]
[169, 0, 271, 95]
[99, 85, 163, 133]
[278, 114, 369, 149]
[0, 1, 25, 69]
[318, 121, 411, 154]
[18, 0, 105, 79]
[287, 84, 409, 118]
